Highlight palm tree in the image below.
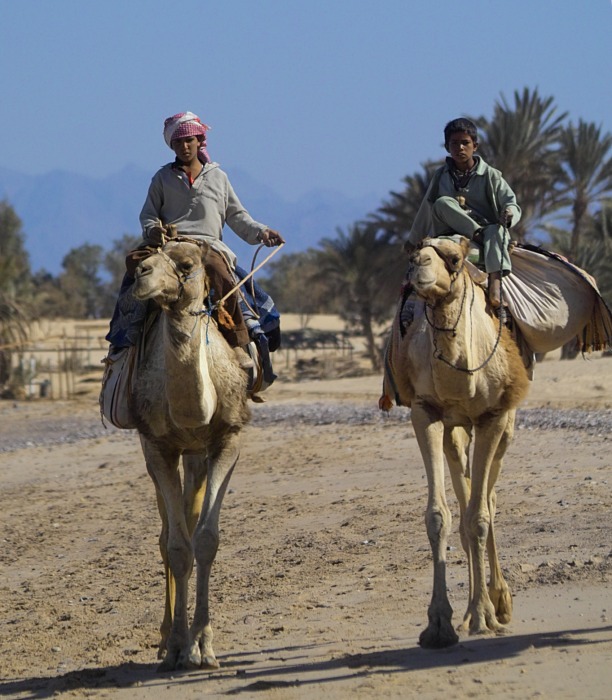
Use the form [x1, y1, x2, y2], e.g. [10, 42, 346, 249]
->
[313, 223, 403, 371]
[557, 120, 612, 261]
[373, 161, 441, 245]
[474, 87, 568, 242]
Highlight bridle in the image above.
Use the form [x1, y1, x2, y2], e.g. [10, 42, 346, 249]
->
[419, 242, 504, 374]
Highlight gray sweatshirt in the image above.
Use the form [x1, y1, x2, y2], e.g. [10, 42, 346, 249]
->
[139, 161, 267, 266]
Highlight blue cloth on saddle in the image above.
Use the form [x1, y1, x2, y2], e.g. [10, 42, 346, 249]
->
[105, 274, 148, 348]
[235, 265, 281, 352]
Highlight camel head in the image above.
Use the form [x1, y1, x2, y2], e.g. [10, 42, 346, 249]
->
[409, 237, 470, 303]
[132, 239, 211, 311]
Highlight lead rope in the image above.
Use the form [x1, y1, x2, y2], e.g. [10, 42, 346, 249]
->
[431, 272, 505, 375]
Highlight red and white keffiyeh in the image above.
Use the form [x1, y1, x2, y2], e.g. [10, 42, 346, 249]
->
[163, 112, 211, 163]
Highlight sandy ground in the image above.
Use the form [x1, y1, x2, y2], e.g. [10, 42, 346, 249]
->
[0, 351, 611, 699]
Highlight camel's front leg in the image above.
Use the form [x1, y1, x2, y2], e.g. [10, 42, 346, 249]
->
[142, 439, 194, 671]
[188, 431, 240, 669]
[443, 424, 474, 631]
[464, 411, 509, 636]
[412, 403, 458, 649]
[151, 482, 175, 659]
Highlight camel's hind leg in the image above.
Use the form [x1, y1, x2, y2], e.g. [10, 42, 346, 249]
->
[463, 410, 511, 637]
[412, 403, 458, 649]
[445, 420, 512, 632]
[148, 460, 207, 661]
[486, 411, 515, 625]
[188, 429, 240, 669]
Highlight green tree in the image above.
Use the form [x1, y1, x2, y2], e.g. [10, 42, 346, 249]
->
[0, 199, 31, 299]
[312, 224, 403, 371]
[58, 244, 105, 318]
[258, 249, 328, 323]
[557, 120, 612, 261]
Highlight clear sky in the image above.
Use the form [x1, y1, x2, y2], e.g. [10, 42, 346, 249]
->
[1, 0, 610, 202]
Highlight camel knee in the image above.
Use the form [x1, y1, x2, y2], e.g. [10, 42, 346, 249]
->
[425, 507, 451, 544]
[166, 537, 193, 580]
[194, 527, 219, 566]
[465, 509, 490, 544]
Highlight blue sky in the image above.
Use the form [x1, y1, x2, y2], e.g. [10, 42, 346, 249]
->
[1, 0, 610, 203]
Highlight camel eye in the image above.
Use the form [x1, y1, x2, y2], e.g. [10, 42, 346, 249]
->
[180, 261, 194, 273]
[450, 255, 461, 268]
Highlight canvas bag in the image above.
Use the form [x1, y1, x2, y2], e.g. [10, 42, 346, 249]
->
[503, 244, 612, 354]
[99, 345, 137, 429]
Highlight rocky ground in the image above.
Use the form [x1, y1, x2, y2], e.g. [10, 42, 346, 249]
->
[0, 354, 611, 699]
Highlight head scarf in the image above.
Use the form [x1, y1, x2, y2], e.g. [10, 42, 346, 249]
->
[163, 112, 211, 163]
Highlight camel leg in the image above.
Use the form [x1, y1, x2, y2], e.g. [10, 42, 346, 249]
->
[486, 411, 515, 625]
[151, 481, 175, 659]
[141, 438, 195, 672]
[188, 431, 240, 669]
[464, 411, 509, 636]
[443, 425, 474, 633]
[412, 403, 458, 649]
[147, 454, 208, 661]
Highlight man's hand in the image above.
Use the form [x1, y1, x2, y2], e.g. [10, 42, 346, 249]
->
[258, 228, 285, 247]
[501, 209, 514, 228]
[147, 222, 177, 246]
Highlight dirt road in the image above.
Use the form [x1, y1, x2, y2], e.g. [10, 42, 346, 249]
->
[1, 355, 611, 699]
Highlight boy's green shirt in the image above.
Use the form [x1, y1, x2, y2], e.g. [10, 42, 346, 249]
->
[408, 156, 521, 246]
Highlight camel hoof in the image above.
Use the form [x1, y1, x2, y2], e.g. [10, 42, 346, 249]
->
[419, 622, 459, 649]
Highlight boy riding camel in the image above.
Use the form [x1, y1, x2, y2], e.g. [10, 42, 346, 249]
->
[406, 118, 520, 308]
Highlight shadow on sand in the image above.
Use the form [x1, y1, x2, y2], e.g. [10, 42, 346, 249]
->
[2, 624, 610, 697]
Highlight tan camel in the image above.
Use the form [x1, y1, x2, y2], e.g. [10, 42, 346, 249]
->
[380, 236, 530, 649]
[130, 238, 250, 671]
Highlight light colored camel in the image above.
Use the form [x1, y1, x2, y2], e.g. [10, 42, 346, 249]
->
[380, 236, 530, 649]
[130, 238, 250, 671]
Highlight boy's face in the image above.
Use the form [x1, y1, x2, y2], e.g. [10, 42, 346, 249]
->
[172, 135, 201, 165]
[447, 131, 478, 170]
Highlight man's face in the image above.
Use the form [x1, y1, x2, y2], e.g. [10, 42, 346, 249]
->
[172, 135, 200, 164]
[447, 131, 477, 169]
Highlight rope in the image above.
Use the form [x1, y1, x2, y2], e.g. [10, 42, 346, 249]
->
[216, 242, 285, 308]
[425, 259, 505, 375]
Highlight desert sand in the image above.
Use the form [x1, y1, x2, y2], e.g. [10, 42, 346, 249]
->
[0, 342, 611, 699]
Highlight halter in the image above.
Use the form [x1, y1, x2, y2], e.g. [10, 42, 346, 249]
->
[153, 237, 207, 304]
[420, 242, 504, 374]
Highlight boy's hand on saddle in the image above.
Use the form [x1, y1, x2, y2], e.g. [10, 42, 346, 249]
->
[258, 228, 285, 246]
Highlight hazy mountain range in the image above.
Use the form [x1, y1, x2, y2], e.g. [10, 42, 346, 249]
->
[0, 165, 383, 275]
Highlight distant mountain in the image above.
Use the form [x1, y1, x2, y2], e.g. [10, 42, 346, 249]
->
[0, 164, 383, 274]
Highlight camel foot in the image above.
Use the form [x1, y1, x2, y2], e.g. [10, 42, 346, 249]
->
[156, 646, 201, 672]
[469, 612, 504, 637]
[419, 619, 459, 649]
[157, 648, 181, 673]
[490, 587, 513, 625]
